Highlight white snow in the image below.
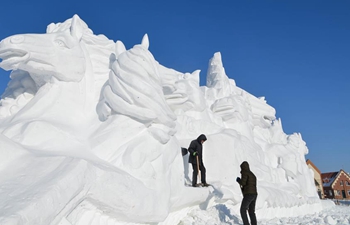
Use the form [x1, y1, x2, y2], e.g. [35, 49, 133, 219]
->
[0, 14, 349, 225]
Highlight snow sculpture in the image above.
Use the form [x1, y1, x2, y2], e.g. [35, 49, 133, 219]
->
[161, 67, 206, 113]
[206, 52, 233, 97]
[97, 34, 176, 144]
[91, 36, 192, 221]
[0, 15, 115, 151]
[0, 15, 322, 224]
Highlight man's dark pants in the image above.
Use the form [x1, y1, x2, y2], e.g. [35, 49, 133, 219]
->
[240, 194, 257, 225]
[191, 163, 206, 186]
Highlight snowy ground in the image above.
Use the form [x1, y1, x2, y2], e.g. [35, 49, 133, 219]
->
[176, 201, 350, 225]
[338, 200, 350, 206]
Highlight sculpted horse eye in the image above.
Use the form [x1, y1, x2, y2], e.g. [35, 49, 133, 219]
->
[54, 39, 68, 48]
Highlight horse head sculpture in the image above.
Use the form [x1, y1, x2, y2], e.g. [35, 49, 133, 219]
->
[0, 15, 86, 87]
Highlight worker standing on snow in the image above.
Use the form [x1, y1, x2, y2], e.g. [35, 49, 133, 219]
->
[236, 161, 258, 225]
[188, 134, 208, 187]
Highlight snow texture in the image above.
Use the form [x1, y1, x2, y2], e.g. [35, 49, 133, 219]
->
[0, 15, 347, 225]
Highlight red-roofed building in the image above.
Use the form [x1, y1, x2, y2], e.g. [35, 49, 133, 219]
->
[306, 159, 324, 199]
[321, 170, 350, 199]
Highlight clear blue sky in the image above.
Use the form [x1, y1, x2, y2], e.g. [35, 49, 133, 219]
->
[0, 1, 349, 173]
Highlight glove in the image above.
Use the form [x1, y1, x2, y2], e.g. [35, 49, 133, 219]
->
[236, 177, 241, 183]
[193, 151, 198, 156]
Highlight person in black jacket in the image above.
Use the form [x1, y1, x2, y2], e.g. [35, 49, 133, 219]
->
[236, 161, 257, 225]
[188, 134, 208, 187]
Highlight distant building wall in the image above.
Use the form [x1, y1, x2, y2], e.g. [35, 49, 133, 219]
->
[307, 159, 324, 199]
[323, 170, 350, 200]
[332, 171, 350, 200]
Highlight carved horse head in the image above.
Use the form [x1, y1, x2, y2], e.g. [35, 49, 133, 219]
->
[0, 15, 86, 87]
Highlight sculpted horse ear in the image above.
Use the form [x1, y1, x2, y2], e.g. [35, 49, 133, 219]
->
[191, 70, 201, 84]
[141, 33, 149, 49]
[46, 23, 56, 33]
[70, 14, 84, 41]
[115, 40, 126, 58]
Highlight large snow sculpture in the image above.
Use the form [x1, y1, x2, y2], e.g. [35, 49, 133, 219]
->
[0, 15, 322, 225]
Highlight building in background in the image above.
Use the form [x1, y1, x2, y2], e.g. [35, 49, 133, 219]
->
[306, 159, 324, 199]
[322, 170, 350, 200]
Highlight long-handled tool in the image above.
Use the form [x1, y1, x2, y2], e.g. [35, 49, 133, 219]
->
[196, 155, 201, 182]
[236, 177, 243, 195]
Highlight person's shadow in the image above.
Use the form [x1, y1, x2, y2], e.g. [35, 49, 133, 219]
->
[181, 148, 191, 185]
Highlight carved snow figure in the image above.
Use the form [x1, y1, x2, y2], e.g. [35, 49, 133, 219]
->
[0, 15, 200, 224]
[162, 68, 206, 113]
[97, 34, 176, 144]
[0, 15, 115, 151]
[0, 15, 322, 225]
[94, 33, 180, 195]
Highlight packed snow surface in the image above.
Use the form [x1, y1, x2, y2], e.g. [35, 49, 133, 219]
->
[0, 15, 341, 225]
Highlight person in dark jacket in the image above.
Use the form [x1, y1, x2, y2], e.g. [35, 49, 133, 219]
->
[236, 161, 257, 225]
[188, 134, 208, 187]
